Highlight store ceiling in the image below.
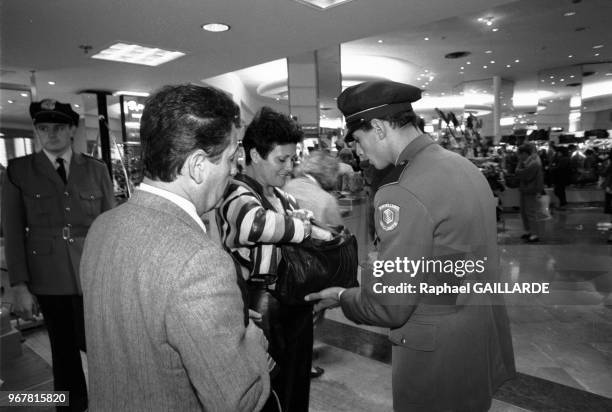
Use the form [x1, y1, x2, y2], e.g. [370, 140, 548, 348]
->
[1, 0, 611, 128]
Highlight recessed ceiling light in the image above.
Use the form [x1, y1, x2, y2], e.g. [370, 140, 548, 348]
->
[551, 82, 556, 85]
[7, 100, 14, 103]
[441, 92, 445, 96]
[424, 37, 430, 41]
[560, 78, 565, 81]
[550, 76, 555, 79]
[293, 0, 355, 9]
[466, 61, 471, 65]
[595, 53, 600, 56]
[48, 81, 56, 85]
[506, 64, 512, 68]
[490, 60, 495, 64]
[485, 50, 493, 54]
[570, 75, 575, 78]
[92, 42, 185, 66]
[20, 93, 28, 97]
[483, 65, 488, 68]
[514, 59, 520, 63]
[377, 39, 383, 43]
[564, 11, 576, 17]
[202, 23, 230, 32]
[568, 54, 573, 58]
[459, 71, 464, 74]
[492, 28, 499, 32]
[593, 44, 604, 49]
[74, 104, 80, 108]
[460, 66, 464, 70]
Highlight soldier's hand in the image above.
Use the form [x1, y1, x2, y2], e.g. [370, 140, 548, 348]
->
[305, 287, 344, 312]
[12, 283, 36, 321]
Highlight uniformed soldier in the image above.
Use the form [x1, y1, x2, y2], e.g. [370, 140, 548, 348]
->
[2, 99, 114, 411]
[306, 81, 516, 411]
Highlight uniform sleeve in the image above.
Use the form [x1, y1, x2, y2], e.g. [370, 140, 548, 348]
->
[165, 250, 270, 412]
[341, 185, 434, 328]
[1, 163, 30, 285]
[219, 188, 306, 249]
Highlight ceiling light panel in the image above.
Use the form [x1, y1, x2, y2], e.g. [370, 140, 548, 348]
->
[293, 0, 354, 10]
[91, 42, 186, 67]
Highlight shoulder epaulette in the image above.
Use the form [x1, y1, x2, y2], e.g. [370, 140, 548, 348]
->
[82, 154, 106, 164]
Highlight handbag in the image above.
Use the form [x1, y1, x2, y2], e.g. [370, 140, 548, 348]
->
[231, 175, 359, 306]
[276, 222, 359, 306]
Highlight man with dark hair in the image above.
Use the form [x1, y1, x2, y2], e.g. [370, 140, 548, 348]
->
[80, 84, 270, 411]
[306, 81, 515, 411]
[2, 98, 114, 411]
[217, 106, 321, 412]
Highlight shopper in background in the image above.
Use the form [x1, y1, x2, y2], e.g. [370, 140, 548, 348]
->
[217, 107, 324, 412]
[516, 142, 545, 242]
[601, 152, 612, 243]
[284, 151, 343, 228]
[80, 85, 270, 411]
[1, 99, 114, 411]
[306, 80, 516, 412]
[550, 146, 571, 209]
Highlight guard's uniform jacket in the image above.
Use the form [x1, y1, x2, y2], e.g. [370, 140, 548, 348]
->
[2, 151, 114, 295]
[340, 134, 516, 411]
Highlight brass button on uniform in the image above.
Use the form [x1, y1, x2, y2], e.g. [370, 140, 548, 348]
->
[64, 191, 70, 197]
[89, 195, 95, 200]
[68, 238, 75, 244]
[35, 194, 41, 199]
[401, 338, 406, 344]
[65, 207, 71, 212]
[32, 250, 37, 255]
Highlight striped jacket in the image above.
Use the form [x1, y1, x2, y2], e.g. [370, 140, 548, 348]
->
[216, 174, 307, 279]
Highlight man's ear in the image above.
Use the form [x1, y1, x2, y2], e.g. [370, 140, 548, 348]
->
[250, 148, 261, 164]
[371, 119, 386, 140]
[187, 149, 208, 184]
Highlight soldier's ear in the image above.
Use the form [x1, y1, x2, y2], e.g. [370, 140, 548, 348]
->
[371, 119, 385, 140]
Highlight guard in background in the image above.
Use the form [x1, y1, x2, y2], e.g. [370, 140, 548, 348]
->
[2, 99, 114, 411]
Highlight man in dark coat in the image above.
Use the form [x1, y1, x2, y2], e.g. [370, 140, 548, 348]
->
[307, 81, 516, 412]
[2, 99, 114, 411]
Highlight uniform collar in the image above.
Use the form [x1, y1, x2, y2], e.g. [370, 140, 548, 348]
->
[395, 134, 435, 166]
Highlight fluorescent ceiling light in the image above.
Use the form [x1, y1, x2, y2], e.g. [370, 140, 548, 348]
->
[293, 0, 354, 10]
[113, 91, 150, 97]
[92, 42, 185, 67]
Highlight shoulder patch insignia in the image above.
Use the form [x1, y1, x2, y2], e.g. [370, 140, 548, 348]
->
[378, 203, 400, 231]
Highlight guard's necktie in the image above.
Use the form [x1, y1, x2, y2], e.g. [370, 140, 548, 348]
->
[56, 157, 67, 184]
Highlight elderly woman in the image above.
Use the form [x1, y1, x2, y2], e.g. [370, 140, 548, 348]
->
[284, 151, 343, 227]
[216, 107, 324, 412]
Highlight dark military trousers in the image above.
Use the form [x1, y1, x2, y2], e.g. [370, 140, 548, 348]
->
[36, 295, 88, 412]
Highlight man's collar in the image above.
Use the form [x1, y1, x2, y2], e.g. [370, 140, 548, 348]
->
[42, 147, 72, 165]
[395, 134, 435, 165]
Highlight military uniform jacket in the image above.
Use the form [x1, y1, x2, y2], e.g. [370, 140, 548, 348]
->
[2, 151, 114, 295]
[340, 135, 516, 411]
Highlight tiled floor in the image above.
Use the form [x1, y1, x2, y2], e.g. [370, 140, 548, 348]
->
[3, 201, 612, 411]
